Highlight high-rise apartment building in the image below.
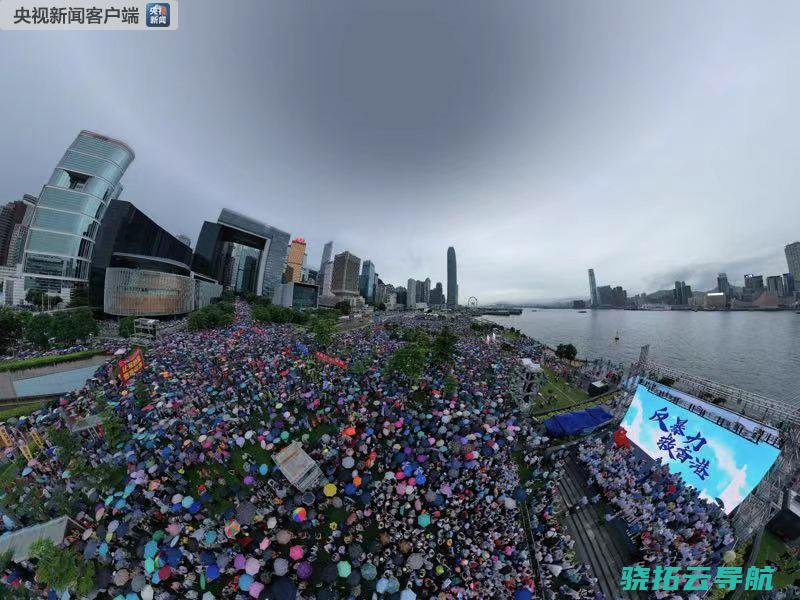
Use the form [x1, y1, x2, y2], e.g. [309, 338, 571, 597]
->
[744, 274, 764, 291]
[22, 131, 135, 296]
[588, 268, 598, 307]
[786, 242, 800, 289]
[430, 282, 445, 306]
[783, 273, 796, 297]
[446, 247, 458, 308]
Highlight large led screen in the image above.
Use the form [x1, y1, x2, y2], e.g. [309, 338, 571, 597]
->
[619, 384, 780, 513]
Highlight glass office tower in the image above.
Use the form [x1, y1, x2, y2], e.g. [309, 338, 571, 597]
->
[23, 131, 135, 295]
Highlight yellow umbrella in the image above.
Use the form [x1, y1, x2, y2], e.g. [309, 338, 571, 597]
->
[323, 483, 337, 497]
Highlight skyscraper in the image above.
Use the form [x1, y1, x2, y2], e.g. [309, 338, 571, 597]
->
[22, 131, 135, 296]
[318, 241, 333, 297]
[407, 278, 417, 308]
[766, 275, 786, 297]
[359, 260, 376, 301]
[0, 200, 31, 266]
[717, 273, 730, 296]
[446, 247, 458, 308]
[588, 268, 598, 307]
[430, 282, 445, 306]
[176, 234, 192, 249]
[286, 238, 307, 283]
[331, 251, 361, 297]
[786, 242, 800, 289]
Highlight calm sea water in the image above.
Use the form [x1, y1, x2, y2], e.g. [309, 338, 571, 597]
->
[483, 309, 800, 403]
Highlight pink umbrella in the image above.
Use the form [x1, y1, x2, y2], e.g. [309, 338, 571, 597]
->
[245, 557, 260, 575]
[234, 554, 246, 570]
[289, 545, 304, 560]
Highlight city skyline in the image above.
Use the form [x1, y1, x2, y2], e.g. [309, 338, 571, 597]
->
[3, 1, 800, 301]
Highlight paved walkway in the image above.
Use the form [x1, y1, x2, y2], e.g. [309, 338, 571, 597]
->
[0, 355, 109, 400]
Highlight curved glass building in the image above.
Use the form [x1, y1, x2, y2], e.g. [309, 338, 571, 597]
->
[23, 131, 135, 295]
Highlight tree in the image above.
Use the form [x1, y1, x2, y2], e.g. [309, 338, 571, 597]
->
[387, 343, 429, 382]
[334, 300, 351, 315]
[68, 286, 88, 308]
[30, 539, 77, 593]
[0, 308, 23, 354]
[25, 313, 53, 349]
[431, 326, 458, 365]
[309, 314, 337, 347]
[555, 343, 577, 361]
[29, 539, 94, 595]
[376, 302, 387, 311]
[119, 316, 135, 338]
[101, 407, 129, 450]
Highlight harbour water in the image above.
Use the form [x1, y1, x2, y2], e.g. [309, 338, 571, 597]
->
[483, 309, 800, 402]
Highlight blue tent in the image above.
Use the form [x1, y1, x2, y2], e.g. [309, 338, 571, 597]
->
[543, 406, 613, 437]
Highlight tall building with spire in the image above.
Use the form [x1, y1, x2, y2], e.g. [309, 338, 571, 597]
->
[446, 247, 458, 308]
[588, 268, 598, 307]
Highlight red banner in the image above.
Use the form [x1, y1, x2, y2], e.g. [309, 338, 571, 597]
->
[315, 351, 347, 369]
[118, 348, 145, 384]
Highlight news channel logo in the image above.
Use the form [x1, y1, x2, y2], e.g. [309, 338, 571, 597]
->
[145, 2, 168, 27]
[0, 0, 179, 30]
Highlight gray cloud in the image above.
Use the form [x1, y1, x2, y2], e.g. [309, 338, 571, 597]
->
[1, 0, 799, 302]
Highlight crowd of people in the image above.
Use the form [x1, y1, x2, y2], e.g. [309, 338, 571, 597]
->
[578, 437, 735, 570]
[519, 434, 601, 600]
[0, 301, 538, 598]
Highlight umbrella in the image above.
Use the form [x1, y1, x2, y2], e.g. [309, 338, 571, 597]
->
[236, 502, 256, 525]
[347, 570, 361, 587]
[386, 578, 401, 594]
[296, 560, 313, 580]
[292, 507, 307, 522]
[277, 529, 292, 544]
[274, 557, 289, 576]
[113, 569, 130, 586]
[348, 543, 363, 561]
[245, 557, 260, 575]
[355, 563, 375, 582]
[337, 560, 352, 578]
[407, 553, 424, 570]
[224, 519, 241, 538]
[323, 483, 337, 497]
[342, 456, 355, 469]
[322, 563, 338, 583]
[417, 513, 431, 527]
[289, 545, 304, 560]
[376, 578, 388, 593]
[271, 577, 298, 600]
[400, 590, 417, 600]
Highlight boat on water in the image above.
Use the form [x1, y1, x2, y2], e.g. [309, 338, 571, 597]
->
[577, 310, 587, 313]
[614, 330, 620, 342]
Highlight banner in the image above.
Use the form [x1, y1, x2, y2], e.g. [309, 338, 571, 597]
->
[314, 351, 347, 369]
[0, 427, 12, 448]
[19, 444, 33, 462]
[118, 348, 145, 384]
[29, 430, 45, 449]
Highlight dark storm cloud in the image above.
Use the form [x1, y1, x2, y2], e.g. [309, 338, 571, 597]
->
[1, 0, 799, 302]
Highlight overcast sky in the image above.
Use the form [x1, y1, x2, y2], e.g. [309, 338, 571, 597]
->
[2, 0, 800, 302]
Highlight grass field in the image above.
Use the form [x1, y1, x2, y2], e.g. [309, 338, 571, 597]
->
[0, 402, 44, 421]
[0, 349, 107, 373]
[536, 367, 589, 409]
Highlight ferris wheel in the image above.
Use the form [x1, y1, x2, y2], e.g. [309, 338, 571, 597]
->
[467, 296, 478, 307]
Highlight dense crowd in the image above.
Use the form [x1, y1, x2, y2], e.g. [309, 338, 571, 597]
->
[0, 301, 538, 599]
[578, 437, 735, 569]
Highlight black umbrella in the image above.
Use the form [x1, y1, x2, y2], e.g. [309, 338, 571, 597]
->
[271, 576, 297, 600]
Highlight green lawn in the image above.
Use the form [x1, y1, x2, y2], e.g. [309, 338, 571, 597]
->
[534, 367, 589, 410]
[0, 402, 44, 421]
